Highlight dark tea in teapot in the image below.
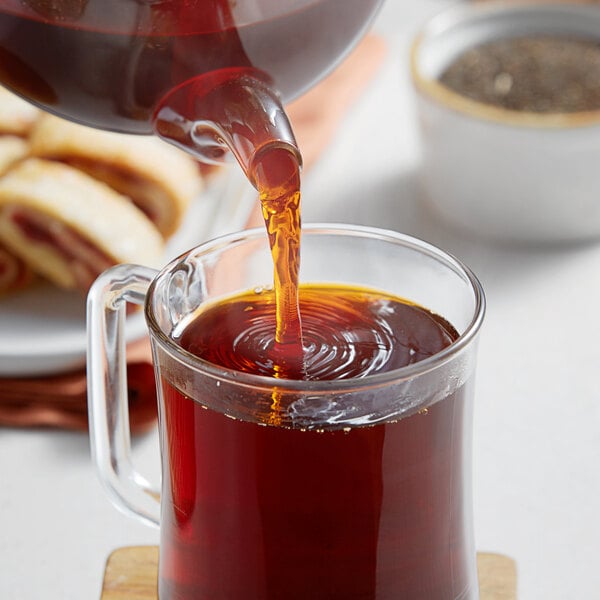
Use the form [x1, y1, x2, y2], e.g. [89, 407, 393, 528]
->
[0, 0, 380, 132]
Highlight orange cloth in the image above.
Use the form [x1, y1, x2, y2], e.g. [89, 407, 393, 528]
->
[0, 35, 387, 432]
[0, 338, 157, 433]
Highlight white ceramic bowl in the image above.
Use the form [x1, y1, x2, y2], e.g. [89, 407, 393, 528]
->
[411, 2, 600, 244]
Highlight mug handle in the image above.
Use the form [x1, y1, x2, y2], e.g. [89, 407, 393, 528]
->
[86, 263, 160, 528]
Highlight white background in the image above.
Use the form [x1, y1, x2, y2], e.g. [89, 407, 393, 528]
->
[2, 2, 599, 598]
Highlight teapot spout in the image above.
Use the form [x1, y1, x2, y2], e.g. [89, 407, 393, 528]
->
[153, 68, 302, 189]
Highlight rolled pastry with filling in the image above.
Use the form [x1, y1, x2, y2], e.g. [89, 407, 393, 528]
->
[0, 240, 35, 295]
[0, 158, 164, 292]
[0, 87, 40, 136]
[0, 136, 35, 294]
[29, 115, 203, 238]
[0, 136, 29, 176]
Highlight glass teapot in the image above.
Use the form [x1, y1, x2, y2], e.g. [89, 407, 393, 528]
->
[0, 0, 383, 180]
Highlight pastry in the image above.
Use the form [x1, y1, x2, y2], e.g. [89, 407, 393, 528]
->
[0, 240, 35, 295]
[29, 114, 203, 237]
[0, 158, 164, 292]
[0, 89, 37, 179]
[0, 86, 40, 136]
[0, 132, 34, 294]
[0, 136, 29, 176]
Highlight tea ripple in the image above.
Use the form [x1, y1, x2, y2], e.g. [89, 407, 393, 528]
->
[177, 285, 457, 382]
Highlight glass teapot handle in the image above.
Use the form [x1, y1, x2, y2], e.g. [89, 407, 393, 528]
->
[86, 263, 160, 529]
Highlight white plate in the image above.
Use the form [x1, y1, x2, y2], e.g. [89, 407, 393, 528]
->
[0, 167, 257, 377]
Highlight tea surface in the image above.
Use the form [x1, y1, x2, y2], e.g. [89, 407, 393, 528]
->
[175, 283, 457, 383]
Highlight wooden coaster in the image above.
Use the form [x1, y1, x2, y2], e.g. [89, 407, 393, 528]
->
[100, 546, 517, 599]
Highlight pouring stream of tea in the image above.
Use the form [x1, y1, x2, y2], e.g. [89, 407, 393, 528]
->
[253, 147, 305, 379]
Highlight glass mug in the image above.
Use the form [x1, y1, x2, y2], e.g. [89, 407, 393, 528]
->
[87, 224, 485, 600]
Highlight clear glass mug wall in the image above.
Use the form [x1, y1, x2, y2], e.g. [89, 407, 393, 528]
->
[0, 0, 383, 177]
[87, 224, 485, 600]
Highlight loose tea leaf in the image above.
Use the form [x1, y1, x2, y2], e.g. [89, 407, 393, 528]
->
[439, 35, 600, 113]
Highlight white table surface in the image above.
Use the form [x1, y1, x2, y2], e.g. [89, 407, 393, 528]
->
[2, 2, 600, 599]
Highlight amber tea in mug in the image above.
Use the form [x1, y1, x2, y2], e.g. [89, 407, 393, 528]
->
[87, 225, 485, 600]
